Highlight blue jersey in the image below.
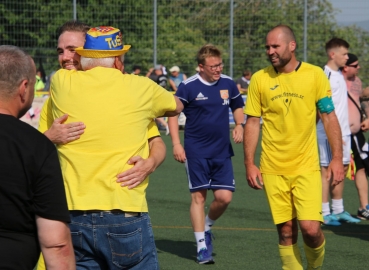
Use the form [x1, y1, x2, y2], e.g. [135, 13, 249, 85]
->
[176, 74, 244, 158]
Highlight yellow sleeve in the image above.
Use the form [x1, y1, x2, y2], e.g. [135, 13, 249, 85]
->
[38, 97, 54, 133]
[244, 71, 261, 117]
[147, 120, 160, 139]
[150, 81, 177, 117]
[315, 68, 331, 103]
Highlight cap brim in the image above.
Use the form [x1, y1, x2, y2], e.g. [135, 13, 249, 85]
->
[75, 45, 131, 58]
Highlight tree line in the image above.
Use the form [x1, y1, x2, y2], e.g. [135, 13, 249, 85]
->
[1, 0, 368, 85]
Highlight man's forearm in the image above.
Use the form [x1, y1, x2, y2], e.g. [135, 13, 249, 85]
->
[147, 136, 166, 171]
[233, 108, 245, 125]
[37, 217, 75, 270]
[168, 116, 180, 145]
[244, 116, 260, 166]
[322, 111, 343, 159]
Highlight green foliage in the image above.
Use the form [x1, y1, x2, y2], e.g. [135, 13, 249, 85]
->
[1, 0, 368, 85]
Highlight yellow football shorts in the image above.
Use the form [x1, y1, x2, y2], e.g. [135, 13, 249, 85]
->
[262, 171, 323, 225]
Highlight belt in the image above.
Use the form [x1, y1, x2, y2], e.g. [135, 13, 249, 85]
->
[71, 210, 140, 217]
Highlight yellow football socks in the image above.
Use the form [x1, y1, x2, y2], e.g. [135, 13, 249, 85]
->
[304, 240, 325, 270]
[279, 243, 303, 270]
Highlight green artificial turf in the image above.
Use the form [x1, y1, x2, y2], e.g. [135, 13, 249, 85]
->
[147, 131, 369, 270]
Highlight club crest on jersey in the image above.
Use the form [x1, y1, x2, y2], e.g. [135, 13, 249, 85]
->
[220, 90, 229, 99]
[220, 90, 229, 105]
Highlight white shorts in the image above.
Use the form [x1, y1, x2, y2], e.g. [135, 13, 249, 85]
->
[318, 135, 351, 166]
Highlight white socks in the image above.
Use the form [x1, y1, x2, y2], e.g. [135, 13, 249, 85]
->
[194, 232, 206, 252]
[322, 202, 330, 216]
[322, 199, 344, 216]
[332, 199, 344, 215]
[205, 215, 215, 232]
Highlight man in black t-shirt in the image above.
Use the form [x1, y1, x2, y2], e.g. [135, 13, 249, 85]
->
[0, 45, 75, 270]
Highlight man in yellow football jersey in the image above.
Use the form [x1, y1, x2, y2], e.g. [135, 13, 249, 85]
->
[244, 25, 344, 270]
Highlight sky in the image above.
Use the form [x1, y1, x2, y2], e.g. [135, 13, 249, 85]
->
[329, 0, 369, 22]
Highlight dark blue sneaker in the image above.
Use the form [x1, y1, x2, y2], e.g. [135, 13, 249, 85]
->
[205, 230, 214, 255]
[197, 248, 214, 264]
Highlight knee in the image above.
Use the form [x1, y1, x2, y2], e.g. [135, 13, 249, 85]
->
[191, 192, 206, 205]
[279, 228, 296, 242]
[214, 194, 232, 206]
[301, 227, 322, 242]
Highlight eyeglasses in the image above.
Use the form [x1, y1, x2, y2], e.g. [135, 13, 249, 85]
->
[347, 64, 359, 68]
[203, 63, 224, 71]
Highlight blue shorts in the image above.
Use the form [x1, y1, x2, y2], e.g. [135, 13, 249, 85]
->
[185, 157, 235, 192]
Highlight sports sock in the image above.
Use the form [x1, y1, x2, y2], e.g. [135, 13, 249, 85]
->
[331, 199, 344, 214]
[304, 240, 325, 270]
[205, 215, 215, 232]
[322, 202, 330, 216]
[278, 243, 303, 270]
[194, 232, 207, 252]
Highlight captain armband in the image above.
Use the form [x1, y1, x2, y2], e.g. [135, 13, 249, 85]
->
[317, 96, 335, 114]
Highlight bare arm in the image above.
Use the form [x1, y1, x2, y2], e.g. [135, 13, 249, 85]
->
[237, 84, 247, 95]
[36, 216, 75, 270]
[162, 96, 184, 117]
[168, 115, 186, 163]
[169, 79, 177, 92]
[146, 68, 154, 77]
[116, 136, 166, 189]
[244, 116, 263, 189]
[320, 111, 344, 185]
[232, 108, 244, 143]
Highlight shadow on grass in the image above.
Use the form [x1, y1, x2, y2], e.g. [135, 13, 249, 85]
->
[322, 222, 369, 242]
[156, 240, 198, 262]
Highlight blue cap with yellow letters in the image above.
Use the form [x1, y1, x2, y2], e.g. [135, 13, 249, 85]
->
[75, 26, 131, 58]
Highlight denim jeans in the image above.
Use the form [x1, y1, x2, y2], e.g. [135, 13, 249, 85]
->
[69, 211, 159, 270]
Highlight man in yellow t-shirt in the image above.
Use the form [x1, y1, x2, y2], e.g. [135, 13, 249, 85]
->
[37, 21, 171, 270]
[44, 26, 183, 269]
[243, 25, 344, 270]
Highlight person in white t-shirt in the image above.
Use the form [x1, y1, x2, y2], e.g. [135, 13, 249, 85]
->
[317, 38, 361, 225]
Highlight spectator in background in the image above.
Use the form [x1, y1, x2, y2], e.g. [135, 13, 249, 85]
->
[0, 45, 74, 270]
[342, 53, 369, 220]
[28, 64, 47, 118]
[132, 65, 141, 75]
[155, 65, 168, 89]
[148, 65, 170, 134]
[236, 69, 252, 95]
[317, 38, 360, 226]
[169, 65, 187, 92]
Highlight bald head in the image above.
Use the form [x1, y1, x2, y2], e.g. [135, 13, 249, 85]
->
[265, 25, 298, 72]
[267, 25, 296, 44]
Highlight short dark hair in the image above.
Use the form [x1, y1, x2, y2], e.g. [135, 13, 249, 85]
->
[243, 70, 251, 76]
[196, 44, 221, 65]
[325, 37, 349, 53]
[133, 65, 141, 71]
[0, 45, 34, 99]
[57, 20, 90, 37]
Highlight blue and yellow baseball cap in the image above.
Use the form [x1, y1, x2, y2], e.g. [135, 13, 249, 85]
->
[75, 26, 131, 58]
